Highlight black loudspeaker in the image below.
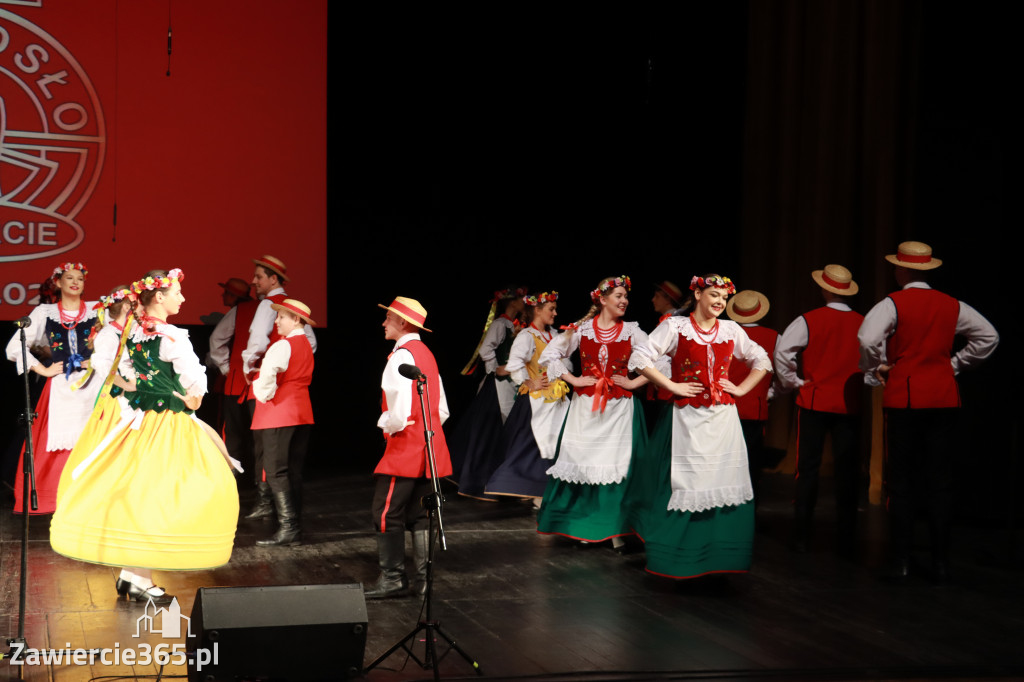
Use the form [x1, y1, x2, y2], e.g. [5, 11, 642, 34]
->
[187, 584, 367, 681]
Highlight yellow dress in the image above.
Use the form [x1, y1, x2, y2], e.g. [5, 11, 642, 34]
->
[50, 323, 239, 570]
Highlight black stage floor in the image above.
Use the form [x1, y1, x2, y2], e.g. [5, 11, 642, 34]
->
[2, 470, 1022, 682]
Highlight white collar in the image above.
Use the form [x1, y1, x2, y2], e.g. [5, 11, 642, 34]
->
[903, 281, 932, 290]
[826, 301, 853, 311]
[393, 333, 421, 351]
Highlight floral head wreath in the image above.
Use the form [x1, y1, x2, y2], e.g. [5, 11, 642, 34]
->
[523, 291, 558, 307]
[491, 287, 528, 304]
[590, 275, 631, 303]
[51, 262, 88, 283]
[689, 275, 736, 295]
[94, 287, 135, 310]
[131, 268, 185, 294]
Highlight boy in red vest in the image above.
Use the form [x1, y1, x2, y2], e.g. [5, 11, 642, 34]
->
[251, 299, 316, 546]
[726, 289, 778, 507]
[368, 297, 451, 599]
[776, 265, 865, 554]
[859, 241, 998, 581]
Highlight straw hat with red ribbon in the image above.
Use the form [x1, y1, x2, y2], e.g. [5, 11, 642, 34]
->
[270, 298, 316, 326]
[811, 264, 858, 296]
[378, 296, 431, 332]
[252, 254, 290, 282]
[655, 280, 684, 308]
[885, 241, 943, 270]
[726, 289, 770, 323]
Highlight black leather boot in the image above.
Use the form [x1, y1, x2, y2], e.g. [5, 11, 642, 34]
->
[411, 530, 431, 597]
[256, 491, 301, 546]
[244, 482, 275, 520]
[365, 531, 408, 599]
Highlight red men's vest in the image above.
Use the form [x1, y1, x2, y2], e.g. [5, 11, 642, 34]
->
[576, 336, 633, 402]
[883, 288, 960, 409]
[731, 325, 778, 420]
[375, 339, 452, 478]
[796, 307, 863, 414]
[224, 299, 259, 396]
[671, 335, 736, 409]
[252, 335, 315, 429]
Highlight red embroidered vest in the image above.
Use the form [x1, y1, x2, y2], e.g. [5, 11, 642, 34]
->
[883, 288, 960, 409]
[796, 307, 864, 414]
[224, 299, 259, 396]
[731, 324, 778, 420]
[577, 336, 632, 402]
[251, 335, 315, 429]
[375, 339, 452, 478]
[671, 334, 736, 409]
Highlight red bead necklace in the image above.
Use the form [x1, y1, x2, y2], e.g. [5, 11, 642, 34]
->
[689, 314, 720, 343]
[59, 301, 87, 330]
[593, 320, 623, 344]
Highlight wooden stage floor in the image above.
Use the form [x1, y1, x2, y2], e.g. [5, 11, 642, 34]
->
[2, 470, 1022, 681]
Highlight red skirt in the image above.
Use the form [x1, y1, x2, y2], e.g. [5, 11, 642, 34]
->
[14, 379, 72, 515]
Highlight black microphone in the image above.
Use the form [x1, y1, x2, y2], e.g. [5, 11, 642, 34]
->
[14, 316, 32, 329]
[398, 364, 425, 381]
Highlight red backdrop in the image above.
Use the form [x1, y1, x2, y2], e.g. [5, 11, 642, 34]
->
[0, 0, 326, 324]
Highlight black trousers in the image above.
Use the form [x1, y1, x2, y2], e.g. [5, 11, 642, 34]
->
[371, 475, 431, 533]
[258, 424, 311, 494]
[794, 407, 860, 535]
[740, 418, 766, 505]
[884, 408, 957, 560]
[246, 398, 264, 485]
[222, 392, 255, 478]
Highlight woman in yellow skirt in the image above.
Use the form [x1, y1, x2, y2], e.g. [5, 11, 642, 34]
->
[51, 269, 240, 605]
[62, 285, 136, 460]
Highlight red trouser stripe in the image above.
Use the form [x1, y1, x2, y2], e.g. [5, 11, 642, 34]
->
[380, 476, 397, 532]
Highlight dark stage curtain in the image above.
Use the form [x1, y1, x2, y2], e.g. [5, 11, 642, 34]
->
[739, 0, 922, 322]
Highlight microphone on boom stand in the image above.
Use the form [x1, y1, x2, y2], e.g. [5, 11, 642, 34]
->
[364, 364, 482, 680]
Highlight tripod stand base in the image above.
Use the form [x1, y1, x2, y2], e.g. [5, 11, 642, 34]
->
[364, 620, 482, 680]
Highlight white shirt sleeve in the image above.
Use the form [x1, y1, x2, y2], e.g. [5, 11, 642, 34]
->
[241, 299, 276, 375]
[89, 326, 121, 383]
[378, 346, 415, 435]
[540, 326, 580, 380]
[506, 330, 536, 385]
[303, 324, 317, 354]
[208, 306, 237, 375]
[6, 305, 49, 374]
[478, 318, 509, 373]
[952, 301, 999, 374]
[253, 338, 292, 402]
[774, 316, 809, 391]
[437, 373, 450, 425]
[161, 327, 208, 395]
[732, 323, 773, 372]
[628, 319, 677, 373]
[857, 297, 896, 386]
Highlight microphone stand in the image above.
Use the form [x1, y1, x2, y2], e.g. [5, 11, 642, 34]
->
[364, 373, 482, 680]
[4, 325, 39, 670]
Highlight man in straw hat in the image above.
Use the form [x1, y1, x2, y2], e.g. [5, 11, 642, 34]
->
[775, 264, 866, 554]
[858, 241, 998, 582]
[368, 296, 452, 599]
[651, 280, 684, 323]
[250, 299, 317, 546]
[230, 255, 318, 520]
[726, 289, 778, 505]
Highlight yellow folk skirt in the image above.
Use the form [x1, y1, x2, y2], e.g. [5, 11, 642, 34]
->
[51, 399, 239, 570]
